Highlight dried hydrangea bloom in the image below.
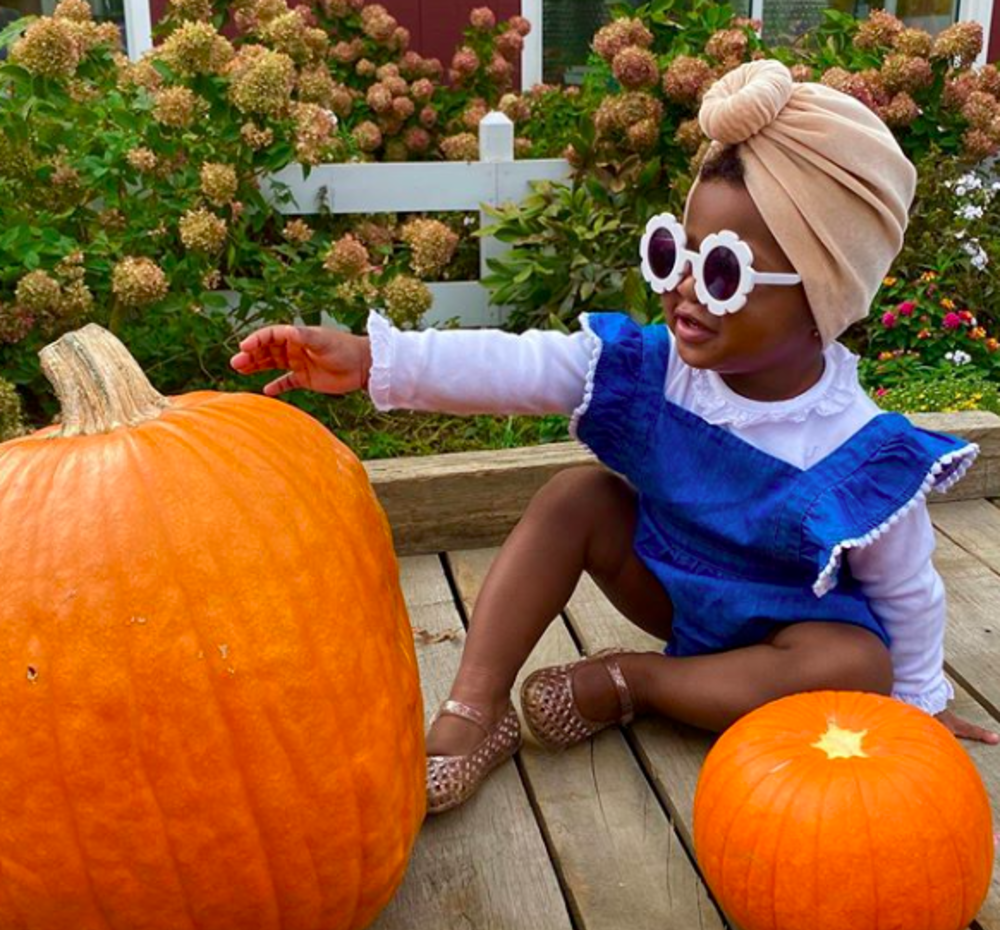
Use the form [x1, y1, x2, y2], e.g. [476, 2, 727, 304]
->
[11, 19, 81, 79]
[111, 257, 169, 308]
[789, 64, 813, 83]
[392, 96, 415, 120]
[675, 117, 704, 154]
[419, 105, 438, 129]
[297, 65, 337, 107]
[0, 379, 25, 439]
[229, 47, 296, 118]
[962, 91, 1000, 132]
[15, 271, 62, 313]
[854, 9, 904, 50]
[496, 30, 523, 61]
[931, 21, 982, 69]
[593, 18, 651, 63]
[661, 55, 714, 105]
[384, 276, 432, 328]
[612, 46, 658, 90]
[356, 58, 377, 79]
[153, 86, 207, 128]
[331, 39, 363, 64]
[892, 26, 932, 58]
[282, 219, 314, 244]
[439, 132, 479, 161]
[158, 21, 233, 76]
[127, 148, 158, 173]
[0, 304, 36, 346]
[506, 15, 531, 37]
[383, 138, 409, 161]
[462, 98, 489, 130]
[943, 71, 978, 109]
[60, 280, 94, 317]
[882, 92, 921, 128]
[410, 77, 435, 102]
[626, 117, 659, 152]
[400, 219, 459, 279]
[240, 121, 274, 149]
[352, 121, 383, 153]
[498, 92, 530, 122]
[705, 28, 748, 69]
[451, 46, 479, 77]
[179, 208, 228, 254]
[117, 55, 162, 92]
[367, 83, 394, 114]
[323, 234, 370, 277]
[391, 26, 410, 52]
[978, 64, 1000, 98]
[200, 163, 238, 206]
[167, 0, 213, 23]
[360, 4, 397, 43]
[469, 7, 496, 30]
[293, 102, 337, 164]
[53, 0, 91, 22]
[880, 53, 933, 96]
[200, 269, 222, 290]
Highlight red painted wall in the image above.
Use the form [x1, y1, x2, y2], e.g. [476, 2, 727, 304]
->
[990, 11, 999, 63]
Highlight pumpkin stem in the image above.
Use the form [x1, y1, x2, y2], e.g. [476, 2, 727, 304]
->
[39, 324, 169, 437]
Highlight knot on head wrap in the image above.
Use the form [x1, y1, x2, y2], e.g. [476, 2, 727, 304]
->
[698, 59, 793, 144]
[689, 59, 917, 345]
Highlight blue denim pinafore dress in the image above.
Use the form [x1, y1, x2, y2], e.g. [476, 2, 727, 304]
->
[574, 313, 977, 658]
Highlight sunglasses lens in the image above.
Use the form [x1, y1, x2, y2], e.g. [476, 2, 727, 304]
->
[647, 228, 677, 280]
[703, 246, 741, 301]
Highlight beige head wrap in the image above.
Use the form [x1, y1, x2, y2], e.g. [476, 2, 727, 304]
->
[688, 59, 917, 345]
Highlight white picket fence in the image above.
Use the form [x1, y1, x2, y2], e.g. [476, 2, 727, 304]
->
[260, 111, 571, 327]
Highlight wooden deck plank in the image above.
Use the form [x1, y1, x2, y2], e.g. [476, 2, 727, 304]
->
[372, 556, 573, 930]
[944, 680, 1000, 930]
[927, 502, 1000, 718]
[447, 549, 725, 930]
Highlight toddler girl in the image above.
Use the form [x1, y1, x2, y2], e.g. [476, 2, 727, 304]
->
[231, 60, 997, 815]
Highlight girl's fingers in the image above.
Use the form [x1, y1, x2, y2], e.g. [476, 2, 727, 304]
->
[238, 324, 301, 353]
[263, 371, 303, 396]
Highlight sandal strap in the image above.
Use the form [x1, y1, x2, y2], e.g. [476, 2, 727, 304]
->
[601, 656, 635, 725]
[435, 699, 491, 731]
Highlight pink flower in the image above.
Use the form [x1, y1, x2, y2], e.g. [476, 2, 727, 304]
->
[897, 300, 916, 316]
[882, 311, 897, 328]
[943, 312, 963, 330]
[875, 387, 888, 397]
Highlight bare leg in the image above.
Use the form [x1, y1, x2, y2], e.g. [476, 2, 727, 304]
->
[596, 622, 894, 733]
[427, 466, 672, 756]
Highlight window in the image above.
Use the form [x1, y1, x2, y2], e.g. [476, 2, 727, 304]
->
[760, 0, 960, 45]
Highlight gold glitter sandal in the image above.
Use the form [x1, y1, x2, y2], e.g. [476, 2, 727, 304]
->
[520, 649, 636, 752]
[426, 699, 522, 814]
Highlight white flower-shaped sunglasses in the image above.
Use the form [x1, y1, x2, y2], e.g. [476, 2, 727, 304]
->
[639, 213, 802, 316]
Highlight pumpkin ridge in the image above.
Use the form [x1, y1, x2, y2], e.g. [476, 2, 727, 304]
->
[31, 444, 122, 930]
[848, 758, 882, 930]
[879, 756, 969, 928]
[119, 437, 286, 928]
[118, 591, 200, 930]
[114, 432, 202, 930]
[745, 752, 824, 930]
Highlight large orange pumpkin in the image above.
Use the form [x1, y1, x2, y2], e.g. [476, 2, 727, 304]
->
[0, 325, 424, 930]
[694, 691, 993, 930]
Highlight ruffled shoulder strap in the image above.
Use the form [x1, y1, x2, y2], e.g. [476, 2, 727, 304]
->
[786, 414, 978, 597]
[572, 312, 671, 480]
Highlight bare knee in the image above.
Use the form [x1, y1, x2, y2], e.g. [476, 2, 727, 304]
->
[526, 465, 634, 536]
[773, 623, 894, 697]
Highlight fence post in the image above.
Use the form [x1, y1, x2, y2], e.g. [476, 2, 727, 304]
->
[478, 112, 515, 326]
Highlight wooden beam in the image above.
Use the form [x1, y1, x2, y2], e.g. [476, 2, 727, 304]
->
[365, 411, 1000, 556]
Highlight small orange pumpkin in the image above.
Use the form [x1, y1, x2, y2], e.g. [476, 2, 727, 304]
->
[0, 325, 424, 930]
[694, 691, 993, 930]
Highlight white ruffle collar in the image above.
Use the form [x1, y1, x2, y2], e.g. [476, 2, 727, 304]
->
[686, 342, 863, 429]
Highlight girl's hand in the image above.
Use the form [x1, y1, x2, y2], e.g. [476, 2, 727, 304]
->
[935, 709, 1000, 745]
[230, 325, 372, 397]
